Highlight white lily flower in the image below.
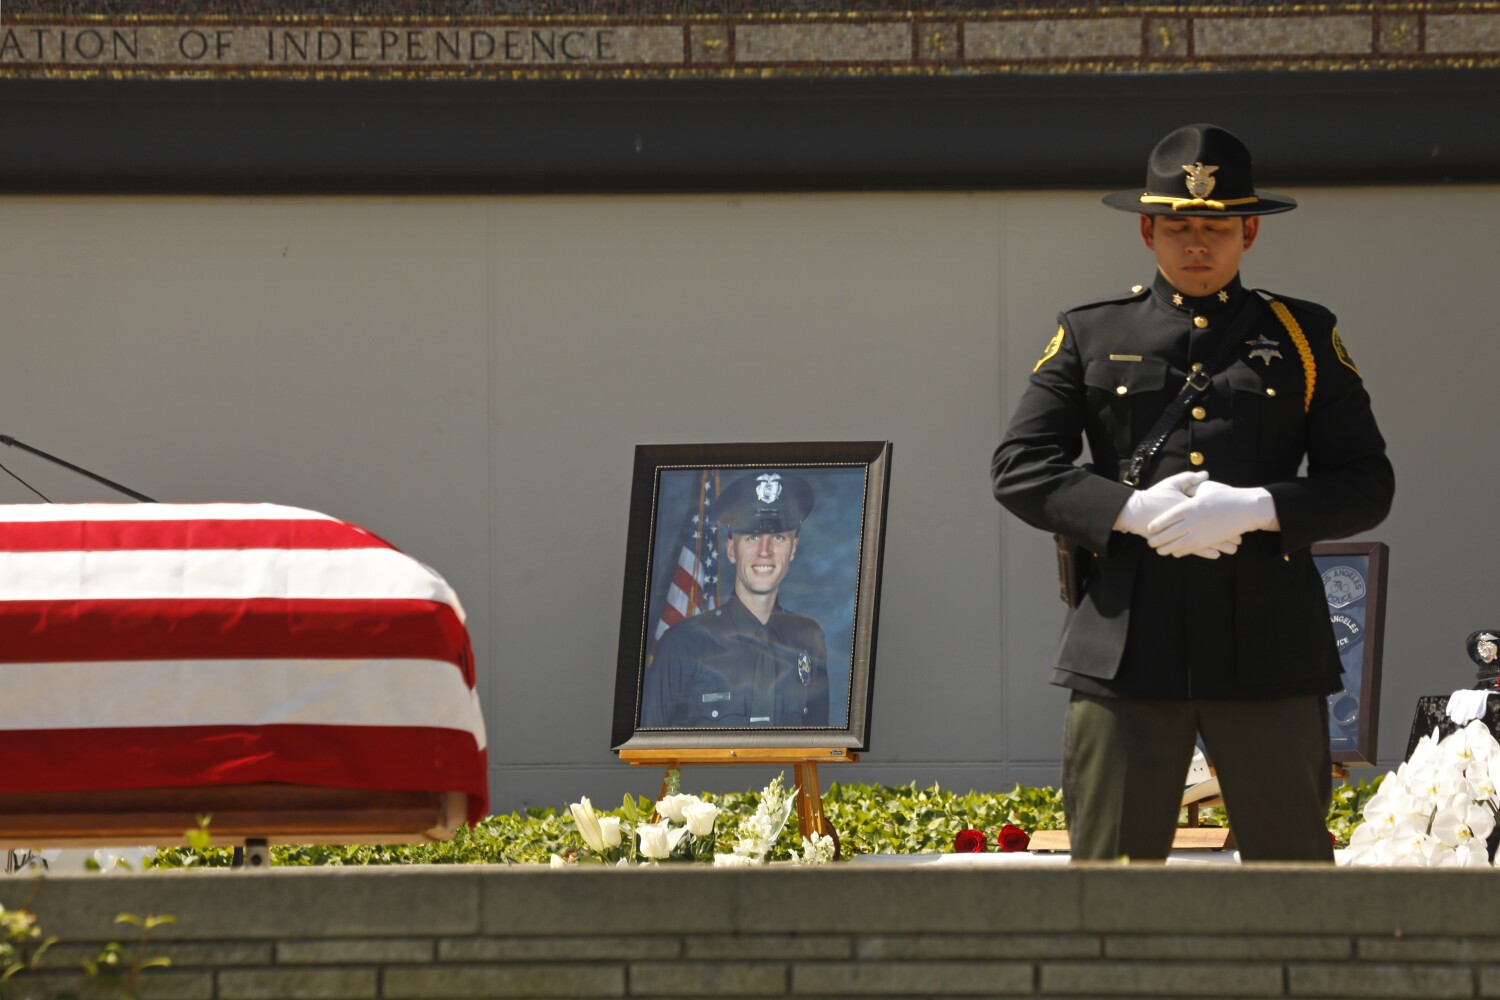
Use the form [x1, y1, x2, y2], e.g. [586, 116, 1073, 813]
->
[569, 797, 607, 854]
[712, 851, 758, 867]
[549, 853, 568, 868]
[682, 801, 719, 836]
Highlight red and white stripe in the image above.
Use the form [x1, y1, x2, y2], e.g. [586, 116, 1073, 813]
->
[0, 503, 487, 821]
[655, 546, 714, 640]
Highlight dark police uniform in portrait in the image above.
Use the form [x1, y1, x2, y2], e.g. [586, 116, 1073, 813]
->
[640, 472, 830, 729]
[991, 124, 1394, 861]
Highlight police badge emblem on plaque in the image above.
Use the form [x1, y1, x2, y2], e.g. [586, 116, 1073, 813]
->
[1322, 565, 1367, 610]
[797, 651, 812, 685]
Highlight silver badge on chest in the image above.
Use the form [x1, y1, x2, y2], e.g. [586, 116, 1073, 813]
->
[1246, 334, 1283, 367]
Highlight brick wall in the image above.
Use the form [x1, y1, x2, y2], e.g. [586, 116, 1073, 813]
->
[4, 865, 1499, 998]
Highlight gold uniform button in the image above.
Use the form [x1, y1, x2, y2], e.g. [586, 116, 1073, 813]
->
[1189, 451, 1205, 466]
[1115, 385, 1128, 395]
[1265, 387, 1277, 397]
[1193, 316, 1209, 329]
[1131, 284, 1144, 293]
[1191, 362, 1204, 373]
[1191, 406, 1207, 420]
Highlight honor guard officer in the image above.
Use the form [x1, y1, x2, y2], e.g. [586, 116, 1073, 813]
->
[992, 124, 1394, 861]
[640, 471, 830, 729]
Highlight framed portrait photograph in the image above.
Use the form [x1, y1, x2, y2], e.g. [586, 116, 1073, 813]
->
[611, 441, 892, 753]
[1313, 541, 1389, 766]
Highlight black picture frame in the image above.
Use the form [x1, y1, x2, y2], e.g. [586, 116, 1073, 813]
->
[611, 441, 891, 753]
[1312, 541, 1389, 767]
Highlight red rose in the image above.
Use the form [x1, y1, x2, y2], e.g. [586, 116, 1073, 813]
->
[996, 824, 1031, 852]
[953, 828, 987, 853]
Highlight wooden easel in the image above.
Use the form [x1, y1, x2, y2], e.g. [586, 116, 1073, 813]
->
[618, 747, 858, 849]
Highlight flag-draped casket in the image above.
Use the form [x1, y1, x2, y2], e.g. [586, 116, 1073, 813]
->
[0, 503, 488, 836]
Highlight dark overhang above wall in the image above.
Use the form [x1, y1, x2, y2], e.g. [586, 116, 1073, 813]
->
[1, 68, 1496, 194]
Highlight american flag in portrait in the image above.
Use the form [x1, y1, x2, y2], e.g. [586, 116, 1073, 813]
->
[648, 470, 721, 662]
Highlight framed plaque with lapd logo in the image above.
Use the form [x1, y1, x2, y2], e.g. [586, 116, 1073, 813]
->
[1313, 541, 1389, 766]
[611, 441, 891, 753]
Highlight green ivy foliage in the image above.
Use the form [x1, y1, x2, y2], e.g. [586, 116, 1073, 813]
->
[146, 775, 1387, 868]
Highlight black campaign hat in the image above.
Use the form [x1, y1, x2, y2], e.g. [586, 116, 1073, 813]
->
[716, 471, 814, 534]
[1102, 123, 1297, 217]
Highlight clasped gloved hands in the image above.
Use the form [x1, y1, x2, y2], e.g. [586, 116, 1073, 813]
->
[1145, 479, 1279, 558]
[1114, 472, 1277, 560]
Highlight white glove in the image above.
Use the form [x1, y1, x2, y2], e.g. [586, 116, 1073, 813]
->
[1146, 480, 1279, 558]
[1447, 689, 1493, 726]
[1113, 471, 1209, 536]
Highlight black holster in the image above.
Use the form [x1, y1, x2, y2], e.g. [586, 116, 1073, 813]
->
[1054, 534, 1093, 608]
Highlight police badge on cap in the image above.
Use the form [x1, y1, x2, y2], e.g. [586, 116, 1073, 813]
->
[716, 471, 815, 534]
[1102, 123, 1298, 218]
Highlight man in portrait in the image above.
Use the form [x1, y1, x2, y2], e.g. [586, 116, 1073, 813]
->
[640, 470, 829, 728]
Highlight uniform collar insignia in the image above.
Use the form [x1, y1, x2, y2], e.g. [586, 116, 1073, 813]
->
[1152, 272, 1244, 313]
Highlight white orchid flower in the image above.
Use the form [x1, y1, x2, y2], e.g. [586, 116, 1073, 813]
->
[1431, 792, 1496, 849]
[1455, 721, 1498, 765]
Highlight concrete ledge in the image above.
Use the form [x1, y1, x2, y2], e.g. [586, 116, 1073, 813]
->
[3, 865, 1497, 999]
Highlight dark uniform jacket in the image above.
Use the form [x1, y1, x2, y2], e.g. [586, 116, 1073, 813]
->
[640, 593, 829, 727]
[992, 272, 1394, 699]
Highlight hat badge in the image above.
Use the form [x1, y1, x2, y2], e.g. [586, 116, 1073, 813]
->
[1183, 162, 1218, 200]
[755, 474, 783, 505]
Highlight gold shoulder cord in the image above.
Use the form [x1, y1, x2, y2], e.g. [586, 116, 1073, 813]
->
[1267, 299, 1315, 413]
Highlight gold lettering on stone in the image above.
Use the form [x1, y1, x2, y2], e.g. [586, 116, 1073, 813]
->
[0, 23, 684, 67]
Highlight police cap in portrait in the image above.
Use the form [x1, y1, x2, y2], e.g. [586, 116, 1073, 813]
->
[716, 471, 814, 534]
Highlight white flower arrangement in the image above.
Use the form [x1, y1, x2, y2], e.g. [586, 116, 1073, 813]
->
[713, 773, 799, 866]
[563, 771, 832, 866]
[1345, 720, 1500, 867]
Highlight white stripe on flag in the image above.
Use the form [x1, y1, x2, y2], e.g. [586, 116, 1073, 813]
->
[0, 658, 487, 748]
[0, 503, 338, 523]
[676, 547, 702, 575]
[665, 582, 690, 616]
[0, 548, 465, 619]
